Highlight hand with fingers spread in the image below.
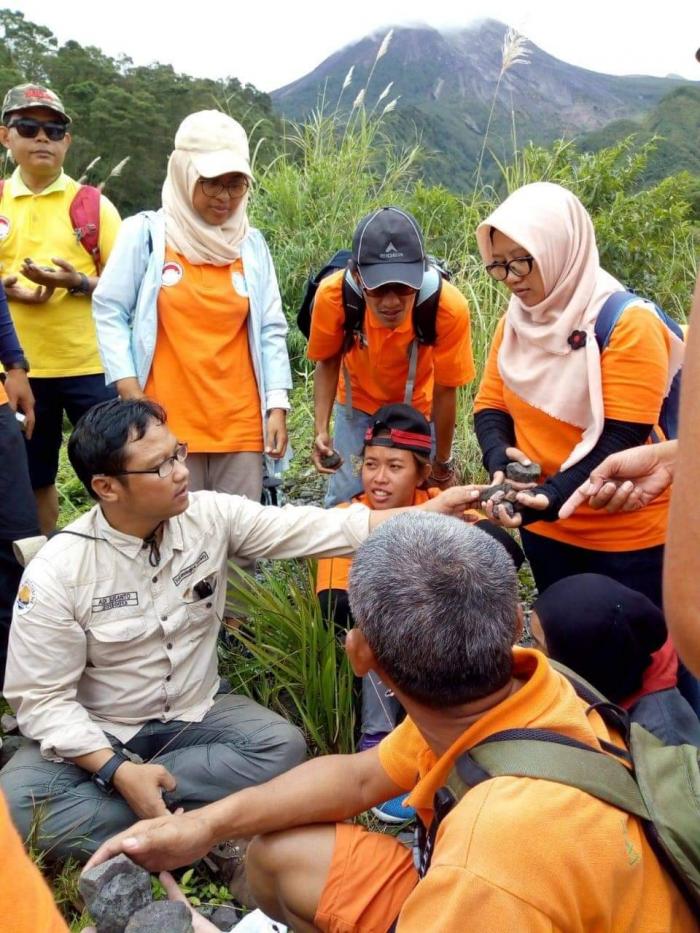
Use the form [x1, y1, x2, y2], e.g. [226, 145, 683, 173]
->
[558, 441, 677, 519]
[3, 273, 54, 305]
[113, 761, 177, 820]
[20, 256, 87, 291]
[83, 810, 216, 874]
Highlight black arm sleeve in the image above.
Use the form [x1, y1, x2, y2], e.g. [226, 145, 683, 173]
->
[518, 418, 654, 526]
[0, 282, 23, 368]
[474, 409, 516, 477]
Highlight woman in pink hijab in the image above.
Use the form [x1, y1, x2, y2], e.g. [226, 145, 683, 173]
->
[473, 182, 683, 608]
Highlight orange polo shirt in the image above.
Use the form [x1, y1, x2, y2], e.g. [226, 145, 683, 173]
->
[145, 248, 262, 453]
[307, 270, 475, 416]
[0, 791, 67, 932]
[474, 305, 672, 551]
[379, 648, 695, 932]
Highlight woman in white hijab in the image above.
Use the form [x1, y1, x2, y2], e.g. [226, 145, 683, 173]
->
[473, 182, 683, 608]
[93, 110, 292, 502]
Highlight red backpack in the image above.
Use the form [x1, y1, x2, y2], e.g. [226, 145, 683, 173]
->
[0, 179, 102, 273]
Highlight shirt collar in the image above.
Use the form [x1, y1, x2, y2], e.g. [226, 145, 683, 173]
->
[92, 506, 185, 560]
[9, 166, 69, 198]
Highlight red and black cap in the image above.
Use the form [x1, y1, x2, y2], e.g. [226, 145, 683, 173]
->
[364, 403, 432, 456]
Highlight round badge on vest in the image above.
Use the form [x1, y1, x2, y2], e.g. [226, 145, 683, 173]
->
[231, 270, 248, 297]
[161, 261, 183, 287]
[0, 216, 11, 240]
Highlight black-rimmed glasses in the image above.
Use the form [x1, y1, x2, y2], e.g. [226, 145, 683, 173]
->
[104, 443, 189, 480]
[199, 177, 249, 198]
[7, 118, 67, 141]
[485, 256, 535, 281]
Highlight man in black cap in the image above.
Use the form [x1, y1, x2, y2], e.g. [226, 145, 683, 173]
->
[307, 206, 475, 506]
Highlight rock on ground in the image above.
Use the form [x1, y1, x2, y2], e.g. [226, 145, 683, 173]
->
[78, 853, 152, 933]
[125, 900, 194, 932]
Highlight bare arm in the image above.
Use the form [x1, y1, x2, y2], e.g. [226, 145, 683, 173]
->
[432, 384, 457, 463]
[85, 747, 402, 872]
[312, 354, 343, 472]
[665, 272, 700, 674]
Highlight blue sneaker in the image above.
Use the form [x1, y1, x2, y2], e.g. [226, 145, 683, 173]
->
[371, 794, 416, 824]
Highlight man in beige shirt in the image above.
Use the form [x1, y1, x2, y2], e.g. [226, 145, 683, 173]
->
[0, 397, 476, 860]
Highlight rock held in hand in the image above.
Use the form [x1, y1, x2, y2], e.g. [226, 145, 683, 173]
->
[79, 853, 152, 933]
[506, 461, 541, 484]
[320, 450, 342, 470]
[125, 900, 194, 932]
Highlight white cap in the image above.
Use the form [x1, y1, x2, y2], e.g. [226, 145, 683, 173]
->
[174, 110, 253, 181]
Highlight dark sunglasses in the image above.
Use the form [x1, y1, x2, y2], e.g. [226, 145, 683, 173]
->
[362, 282, 417, 298]
[7, 118, 67, 141]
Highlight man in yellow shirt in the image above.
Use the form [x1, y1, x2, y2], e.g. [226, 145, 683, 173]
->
[0, 83, 121, 532]
[86, 513, 694, 932]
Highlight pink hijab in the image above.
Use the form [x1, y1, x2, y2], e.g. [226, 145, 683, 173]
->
[477, 182, 680, 470]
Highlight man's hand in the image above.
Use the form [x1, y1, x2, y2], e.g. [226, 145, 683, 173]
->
[20, 257, 84, 291]
[312, 431, 342, 473]
[112, 762, 177, 820]
[115, 376, 145, 400]
[422, 485, 482, 517]
[4, 368, 35, 438]
[3, 274, 54, 305]
[559, 442, 677, 519]
[266, 408, 288, 460]
[83, 810, 217, 873]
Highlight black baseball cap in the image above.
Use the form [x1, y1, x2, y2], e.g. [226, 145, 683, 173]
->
[363, 403, 432, 456]
[352, 207, 426, 290]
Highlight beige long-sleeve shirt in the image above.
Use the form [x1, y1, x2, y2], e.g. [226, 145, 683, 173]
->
[5, 491, 370, 761]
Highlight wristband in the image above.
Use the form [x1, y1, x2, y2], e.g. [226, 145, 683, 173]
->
[91, 751, 128, 795]
[68, 273, 91, 296]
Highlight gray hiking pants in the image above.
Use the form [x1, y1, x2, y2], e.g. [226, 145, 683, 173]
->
[0, 693, 306, 862]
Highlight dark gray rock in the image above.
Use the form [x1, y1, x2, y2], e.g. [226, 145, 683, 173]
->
[209, 904, 242, 930]
[506, 461, 541, 484]
[319, 450, 342, 470]
[125, 900, 194, 932]
[79, 853, 152, 933]
[480, 483, 518, 517]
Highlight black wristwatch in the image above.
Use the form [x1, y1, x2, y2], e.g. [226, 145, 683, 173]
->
[92, 751, 129, 795]
[68, 272, 91, 296]
[5, 356, 30, 373]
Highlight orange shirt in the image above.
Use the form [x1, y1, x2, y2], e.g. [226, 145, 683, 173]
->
[307, 270, 475, 416]
[0, 382, 7, 405]
[145, 248, 262, 453]
[474, 305, 672, 550]
[379, 648, 695, 932]
[0, 791, 68, 932]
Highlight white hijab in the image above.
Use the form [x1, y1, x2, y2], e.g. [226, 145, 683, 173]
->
[161, 149, 250, 266]
[477, 182, 682, 470]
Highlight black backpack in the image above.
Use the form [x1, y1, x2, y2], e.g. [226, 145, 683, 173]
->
[296, 249, 451, 353]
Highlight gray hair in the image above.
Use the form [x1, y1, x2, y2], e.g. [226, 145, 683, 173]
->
[348, 512, 519, 707]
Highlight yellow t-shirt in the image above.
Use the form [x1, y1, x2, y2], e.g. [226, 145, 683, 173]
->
[0, 168, 121, 377]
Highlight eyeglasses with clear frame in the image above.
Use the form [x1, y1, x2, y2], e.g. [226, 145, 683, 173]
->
[102, 442, 189, 480]
[199, 176, 249, 198]
[485, 256, 535, 281]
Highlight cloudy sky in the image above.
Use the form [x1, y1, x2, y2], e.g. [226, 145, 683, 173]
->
[15, 0, 700, 90]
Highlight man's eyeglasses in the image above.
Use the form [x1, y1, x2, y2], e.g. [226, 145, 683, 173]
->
[362, 282, 418, 298]
[7, 118, 68, 142]
[104, 443, 189, 480]
[199, 177, 249, 198]
[485, 256, 535, 281]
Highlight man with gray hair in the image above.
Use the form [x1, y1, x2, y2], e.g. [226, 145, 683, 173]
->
[86, 513, 694, 932]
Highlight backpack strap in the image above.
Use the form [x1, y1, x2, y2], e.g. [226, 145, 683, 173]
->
[452, 728, 649, 819]
[69, 185, 102, 274]
[594, 291, 637, 351]
[412, 264, 442, 345]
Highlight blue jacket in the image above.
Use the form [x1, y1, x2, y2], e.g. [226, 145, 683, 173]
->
[92, 209, 292, 429]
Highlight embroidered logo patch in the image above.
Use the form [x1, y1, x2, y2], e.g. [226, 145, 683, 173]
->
[0, 216, 11, 240]
[16, 580, 35, 615]
[92, 591, 139, 613]
[173, 551, 209, 586]
[161, 261, 183, 287]
[231, 270, 248, 296]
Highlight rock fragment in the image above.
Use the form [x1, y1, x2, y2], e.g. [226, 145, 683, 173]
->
[79, 853, 152, 933]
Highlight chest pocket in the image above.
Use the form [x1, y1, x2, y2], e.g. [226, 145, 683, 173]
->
[87, 616, 149, 666]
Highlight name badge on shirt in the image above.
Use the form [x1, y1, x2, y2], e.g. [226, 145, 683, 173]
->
[0, 216, 10, 240]
[162, 261, 183, 287]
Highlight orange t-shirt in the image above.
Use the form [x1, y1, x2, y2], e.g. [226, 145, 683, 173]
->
[474, 306, 672, 551]
[0, 791, 68, 932]
[0, 382, 7, 405]
[144, 248, 263, 453]
[307, 271, 475, 416]
[379, 648, 695, 932]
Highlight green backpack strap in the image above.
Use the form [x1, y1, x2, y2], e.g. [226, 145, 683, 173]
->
[449, 728, 649, 821]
